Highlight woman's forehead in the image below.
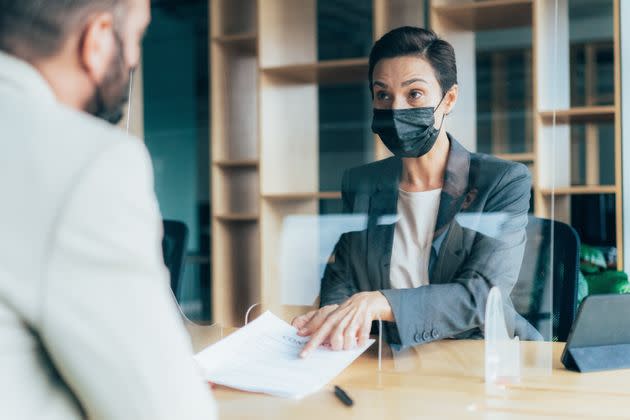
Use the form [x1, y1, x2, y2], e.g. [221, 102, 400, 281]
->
[373, 56, 438, 85]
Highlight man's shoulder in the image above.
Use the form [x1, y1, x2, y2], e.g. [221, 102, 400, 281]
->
[31, 103, 143, 179]
[50, 104, 137, 155]
[2, 99, 146, 206]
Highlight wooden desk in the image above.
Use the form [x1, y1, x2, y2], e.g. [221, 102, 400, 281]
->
[186, 322, 630, 419]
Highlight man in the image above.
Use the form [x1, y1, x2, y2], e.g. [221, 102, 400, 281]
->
[0, 1, 217, 418]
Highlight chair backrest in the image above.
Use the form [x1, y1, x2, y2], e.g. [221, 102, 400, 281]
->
[511, 216, 581, 342]
[162, 220, 189, 297]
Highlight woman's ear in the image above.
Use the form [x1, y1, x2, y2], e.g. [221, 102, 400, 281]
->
[443, 84, 459, 115]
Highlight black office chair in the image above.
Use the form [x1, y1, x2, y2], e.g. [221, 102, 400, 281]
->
[162, 220, 189, 298]
[511, 216, 581, 342]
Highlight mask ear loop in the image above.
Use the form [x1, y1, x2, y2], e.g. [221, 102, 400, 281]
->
[125, 68, 134, 134]
[433, 91, 449, 132]
[126, 68, 134, 133]
[376, 316, 383, 372]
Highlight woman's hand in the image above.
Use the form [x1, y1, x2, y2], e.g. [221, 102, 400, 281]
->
[291, 304, 339, 332]
[294, 292, 394, 358]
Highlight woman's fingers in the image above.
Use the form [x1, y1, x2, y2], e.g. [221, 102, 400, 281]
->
[357, 314, 373, 347]
[329, 307, 356, 351]
[300, 306, 352, 357]
[342, 308, 364, 350]
[291, 310, 317, 331]
[298, 304, 338, 336]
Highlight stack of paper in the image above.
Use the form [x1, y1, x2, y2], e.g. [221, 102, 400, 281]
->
[194, 311, 374, 399]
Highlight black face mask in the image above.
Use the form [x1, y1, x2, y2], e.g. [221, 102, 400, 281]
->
[371, 95, 446, 158]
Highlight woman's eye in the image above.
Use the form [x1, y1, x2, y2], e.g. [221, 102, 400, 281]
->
[409, 90, 423, 100]
[376, 91, 390, 101]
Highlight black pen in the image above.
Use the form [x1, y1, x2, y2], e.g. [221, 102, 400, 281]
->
[334, 385, 354, 407]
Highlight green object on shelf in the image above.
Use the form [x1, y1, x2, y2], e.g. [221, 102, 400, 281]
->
[580, 244, 607, 274]
[584, 270, 630, 295]
[577, 272, 589, 305]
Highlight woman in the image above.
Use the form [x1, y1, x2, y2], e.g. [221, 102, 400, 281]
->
[293, 27, 538, 358]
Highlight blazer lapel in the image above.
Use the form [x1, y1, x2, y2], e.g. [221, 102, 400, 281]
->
[431, 220, 466, 285]
[366, 159, 401, 291]
[431, 136, 473, 284]
[434, 135, 472, 235]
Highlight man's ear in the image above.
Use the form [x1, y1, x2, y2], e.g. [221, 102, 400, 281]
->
[79, 13, 116, 83]
[443, 84, 459, 115]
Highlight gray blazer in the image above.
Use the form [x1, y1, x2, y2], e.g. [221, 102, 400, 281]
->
[320, 135, 541, 348]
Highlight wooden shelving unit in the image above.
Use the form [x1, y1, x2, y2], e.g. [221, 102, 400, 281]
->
[433, 0, 533, 30]
[431, 0, 622, 269]
[214, 159, 259, 168]
[212, 35, 257, 55]
[532, 0, 622, 266]
[215, 213, 260, 222]
[494, 152, 536, 162]
[262, 192, 342, 201]
[540, 106, 616, 124]
[540, 185, 617, 196]
[210, 0, 261, 325]
[210, 0, 624, 325]
[261, 58, 369, 84]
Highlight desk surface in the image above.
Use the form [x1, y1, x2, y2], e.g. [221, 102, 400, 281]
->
[186, 322, 630, 419]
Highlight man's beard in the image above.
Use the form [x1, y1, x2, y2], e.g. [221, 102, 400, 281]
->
[87, 34, 132, 125]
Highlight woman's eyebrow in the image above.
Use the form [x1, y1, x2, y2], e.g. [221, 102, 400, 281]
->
[401, 78, 428, 87]
[373, 81, 388, 89]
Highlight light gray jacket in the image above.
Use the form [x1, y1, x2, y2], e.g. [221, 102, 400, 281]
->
[0, 51, 216, 420]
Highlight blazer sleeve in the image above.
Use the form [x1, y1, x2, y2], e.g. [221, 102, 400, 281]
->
[40, 139, 217, 420]
[319, 170, 358, 306]
[381, 163, 535, 347]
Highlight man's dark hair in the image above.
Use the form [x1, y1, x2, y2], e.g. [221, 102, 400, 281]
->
[368, 26, 458, 96]
[0, 0, 124, 60]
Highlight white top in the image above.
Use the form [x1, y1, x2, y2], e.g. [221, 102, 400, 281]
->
[389, 188, 442, 289]
[0, 51, 216, 420]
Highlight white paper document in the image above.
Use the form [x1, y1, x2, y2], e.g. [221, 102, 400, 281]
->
[194, 311, 375, 399]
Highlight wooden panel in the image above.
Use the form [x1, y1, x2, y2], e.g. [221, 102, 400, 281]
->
[214, 159, 259, 168]
[534, 0, 570, 111]
[373, 0, 426, 38]
[212, 45, 258, 161]
[212, 0, 257, 37]
[261, 58, 369, 85]
[215, 214, 259, 222]
[432, 0, 533, 31]
[533, 0, 570, 220]
[259, 0, 316, 67]
[263, 192, 342, 201]
[494, 152, 536, 162]
[540, 185, 617, 195]
[260, 75, 318, 194]
[212, 33, 257, 55]
[539, 106, 616, 124]
[210, 0, 260, 327]
[214, 167, 260, 215]
[212, 222, 260, 326]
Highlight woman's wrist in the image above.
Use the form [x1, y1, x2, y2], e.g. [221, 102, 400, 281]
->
[373, 291, 394, 322]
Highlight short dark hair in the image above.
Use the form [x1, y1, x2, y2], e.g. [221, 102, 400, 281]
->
[368, 26, 458, 96]
[0, 0, 125, 60]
